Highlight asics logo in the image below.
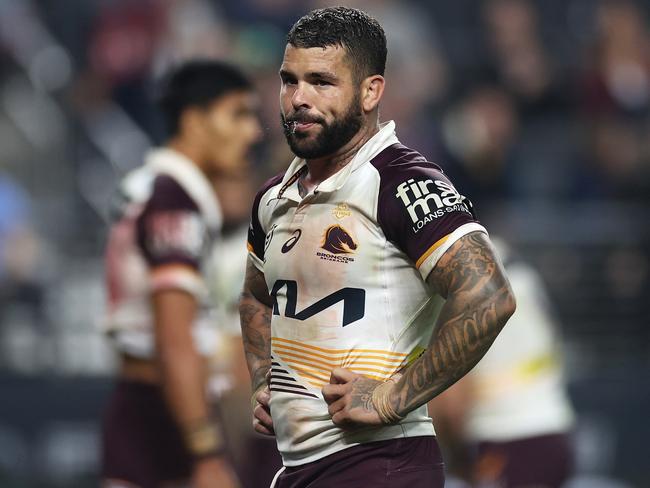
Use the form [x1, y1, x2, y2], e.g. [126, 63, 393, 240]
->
[281, 229, 302, 253]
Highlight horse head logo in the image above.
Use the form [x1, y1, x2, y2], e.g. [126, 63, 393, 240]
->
[321, 225, 358, 254]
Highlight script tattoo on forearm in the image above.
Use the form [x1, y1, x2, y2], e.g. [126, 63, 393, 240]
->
[392, 232, 516, 416]
[239, 259, 273, 391]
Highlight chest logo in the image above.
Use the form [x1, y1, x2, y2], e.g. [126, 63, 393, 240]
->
[281, 229, 302, 253]
[332, 202, 352, 220]
[317, 225, 357, 264]
[321, 225, 357, 254]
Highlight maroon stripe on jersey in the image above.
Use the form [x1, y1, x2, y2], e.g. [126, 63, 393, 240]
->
[136, 175, 205, 270]
[270, 387, 319, 398]
[270, 380, 308, 390]
[248, 172, 284, 262]
[370, 143, 480, 272]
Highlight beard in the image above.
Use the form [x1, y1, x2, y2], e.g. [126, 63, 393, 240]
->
[281, 94, 363, 160]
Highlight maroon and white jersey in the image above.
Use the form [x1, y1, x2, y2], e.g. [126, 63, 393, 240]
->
[104, 148, 222, 358]
[247, 121, 488, 465]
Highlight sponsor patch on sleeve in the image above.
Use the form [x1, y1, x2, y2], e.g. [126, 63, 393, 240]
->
[394, 177, 473, 233]
[378, 164, 482, 277]
[144, 210, 205, 261]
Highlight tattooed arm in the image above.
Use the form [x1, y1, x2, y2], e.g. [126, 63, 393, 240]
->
[323, 231, 516, 427]
[239, 256, 274, 435]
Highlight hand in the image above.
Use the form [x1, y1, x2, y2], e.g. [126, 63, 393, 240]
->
[321, 368, 388, 429]
[251, 373, 274, 436]
[192, 456, 240, 488]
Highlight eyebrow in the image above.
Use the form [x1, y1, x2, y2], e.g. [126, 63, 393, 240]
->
[279, 69, 338, 82]
[306, 71, 338, 81]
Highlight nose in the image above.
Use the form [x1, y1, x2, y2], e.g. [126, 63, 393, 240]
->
[291, 82, 312, 110]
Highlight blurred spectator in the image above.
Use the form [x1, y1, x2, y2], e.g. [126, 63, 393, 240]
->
[576, 0, 650, 201]
[439, 85, 518, 206]
[430, 237, 575, 488]
[482, 0, 559, 110]
[478, 0, 578, 201]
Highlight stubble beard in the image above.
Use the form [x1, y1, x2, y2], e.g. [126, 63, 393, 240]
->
[281, 93, 363, 160]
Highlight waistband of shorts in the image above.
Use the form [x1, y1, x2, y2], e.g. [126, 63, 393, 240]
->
[285, 435, 441, 473]
[281, 420, 436, 467]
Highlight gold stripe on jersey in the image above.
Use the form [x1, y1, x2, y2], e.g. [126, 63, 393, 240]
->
[272, 337, 410, 388]
[415, 234, 450, 269]
[273, 345, 405, 367]
[276, 350, 406, 372]
[272, 337, 408, 357]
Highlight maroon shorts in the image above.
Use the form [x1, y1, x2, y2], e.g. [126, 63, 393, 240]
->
[474, 433, 574, 488]
[101, 380, 192, 487]
[273, 436, 445, 488]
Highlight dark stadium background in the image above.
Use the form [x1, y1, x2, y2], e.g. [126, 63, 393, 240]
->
[0, 0, 648, 486]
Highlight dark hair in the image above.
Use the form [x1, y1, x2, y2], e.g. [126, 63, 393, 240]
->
[157, 60, 252, 136]
[287, 7, 387, 82]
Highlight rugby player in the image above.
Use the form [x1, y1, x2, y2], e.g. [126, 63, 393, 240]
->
[240, 7, 516, 488]
[101, 60, 260, 488]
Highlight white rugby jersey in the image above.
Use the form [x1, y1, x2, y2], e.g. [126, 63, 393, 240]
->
[247, 122, 488, 466]
[465, 241, 575, 441]
[103, 148, 222, 358]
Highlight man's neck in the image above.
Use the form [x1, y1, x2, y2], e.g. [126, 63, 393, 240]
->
[167, 138, 209, 176]
[301, 122, 380, 193]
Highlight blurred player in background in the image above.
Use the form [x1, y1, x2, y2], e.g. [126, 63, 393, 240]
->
[240, 7, 516, 487]
[101, 60, 260, 488]
[430, 237, 575, 488]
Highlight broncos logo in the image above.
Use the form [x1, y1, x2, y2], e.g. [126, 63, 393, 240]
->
[321, 225, 358, 254]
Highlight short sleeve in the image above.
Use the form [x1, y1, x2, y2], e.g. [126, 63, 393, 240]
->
[247, 173, 283, 270]
[377, 162, 487, 280]
[136, 175, 207, 295]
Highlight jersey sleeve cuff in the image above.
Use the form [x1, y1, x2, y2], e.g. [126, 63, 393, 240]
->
[416, 222, 488, 280]
[247, 243, 264, 271]
[150, 264, 206, 298]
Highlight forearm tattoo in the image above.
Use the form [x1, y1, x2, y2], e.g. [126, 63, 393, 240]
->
[239, 259, 273, 391]
[392, 232, 516, 416]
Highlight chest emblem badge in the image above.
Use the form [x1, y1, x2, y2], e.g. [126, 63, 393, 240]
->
[321, 225, 357, 255]
[332, 203, 352, 220]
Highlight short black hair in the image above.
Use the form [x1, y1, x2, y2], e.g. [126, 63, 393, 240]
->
[157, 60, 252, 136]
[286, 7, 387, 82]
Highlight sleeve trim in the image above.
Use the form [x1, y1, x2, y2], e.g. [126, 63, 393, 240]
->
[150, 264, 205, 297]
[247, 250, 264, 271]
[417, 223, 488, 280]
[415, 235, 450, 268]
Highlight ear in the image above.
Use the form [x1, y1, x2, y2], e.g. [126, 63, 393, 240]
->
[178, 107, 205, 139]
[360, 75, 385, 113]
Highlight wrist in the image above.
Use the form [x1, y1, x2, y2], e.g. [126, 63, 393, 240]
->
[183, 418, 226, 461]
[371, 380, 404, 425]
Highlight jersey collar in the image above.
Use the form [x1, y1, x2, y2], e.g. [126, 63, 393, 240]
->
[277, 120, 399, 201]
[145, 147, 222, 230]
